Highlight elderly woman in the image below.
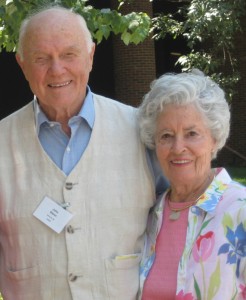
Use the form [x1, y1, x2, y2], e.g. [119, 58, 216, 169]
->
[137, 69, 246, 300]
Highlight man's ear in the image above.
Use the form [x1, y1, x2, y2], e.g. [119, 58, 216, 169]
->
[15, 54, 28, 81]
[16, 53, 23, 68]
[89, 43, 96, 72]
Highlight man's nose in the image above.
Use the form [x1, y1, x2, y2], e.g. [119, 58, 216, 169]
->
[49, 59, 65, 75]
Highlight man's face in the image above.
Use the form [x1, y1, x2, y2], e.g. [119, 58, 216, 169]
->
[16, 11, 95, 118]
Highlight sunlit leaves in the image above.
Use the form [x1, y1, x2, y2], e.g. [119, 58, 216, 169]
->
[1, 0, 245, 101]
[152, 0, 246, 101]
[0, 0, 151, 52]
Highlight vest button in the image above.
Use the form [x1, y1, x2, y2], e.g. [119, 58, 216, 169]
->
[65, 182, 73, 190]
[68, 273, 77, 282]
[67, 225, 75, 234]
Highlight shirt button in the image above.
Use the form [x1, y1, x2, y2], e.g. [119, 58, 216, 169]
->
[65, 182, 73, 190]
[67, 225, 75, 234]
[68, 273, 77, 282]
[66, 147, 71, 152]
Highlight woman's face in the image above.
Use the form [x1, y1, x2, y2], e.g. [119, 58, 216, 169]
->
[155, 104, 216, 187]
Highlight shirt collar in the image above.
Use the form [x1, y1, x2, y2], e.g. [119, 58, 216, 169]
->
[195, 167, 232, 213]
[34, 86, 95, 135]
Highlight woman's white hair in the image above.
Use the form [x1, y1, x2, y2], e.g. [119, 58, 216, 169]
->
[137, 69, 230, 159]
[17, 5, 94, 61]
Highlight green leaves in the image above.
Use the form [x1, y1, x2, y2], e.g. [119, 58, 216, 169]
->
[0, 0, 151, 51]
[121, 12, 150, 45]
[1, 0, 245, 101]
[82, 8, 151, 45]
[0, 0, 35, 51]
[152, 0, 246, 101]
[151, 14, 183, 40]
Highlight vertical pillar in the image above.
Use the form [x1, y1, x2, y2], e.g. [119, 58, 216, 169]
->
[111, 1, 156, 106]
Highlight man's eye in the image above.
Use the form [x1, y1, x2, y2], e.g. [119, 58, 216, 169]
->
[35, 57, 47, 63]
[65, 53, 75, 58]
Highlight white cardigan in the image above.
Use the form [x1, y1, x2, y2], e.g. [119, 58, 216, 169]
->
[0, 94, 155, 300]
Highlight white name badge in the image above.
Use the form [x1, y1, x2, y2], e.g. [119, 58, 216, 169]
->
[33, 196, 73, 233]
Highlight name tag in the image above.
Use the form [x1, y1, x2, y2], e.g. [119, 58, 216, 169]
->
[33, 196, 73, 233]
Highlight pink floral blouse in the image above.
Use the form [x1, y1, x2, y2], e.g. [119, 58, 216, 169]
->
[138, 168, 246, 300]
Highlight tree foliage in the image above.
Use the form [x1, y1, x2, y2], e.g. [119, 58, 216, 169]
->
[151, 0, 246, 100]
[1, 0, 245, 100]
[0, 0, 151, 51]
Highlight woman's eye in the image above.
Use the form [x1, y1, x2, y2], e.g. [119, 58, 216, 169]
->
[162, 134, 171, 139]
[188, 131, 198, 137]
[158, 133, 172, 143]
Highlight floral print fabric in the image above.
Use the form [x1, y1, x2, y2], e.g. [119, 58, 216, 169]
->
[138, 168, 246, 300]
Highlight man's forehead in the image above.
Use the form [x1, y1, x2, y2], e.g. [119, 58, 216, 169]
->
[28, 9, 78, 31]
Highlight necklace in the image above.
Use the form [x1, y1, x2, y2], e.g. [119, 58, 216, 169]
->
[166, 171, 215, 221]
[167, 193, 201, 221]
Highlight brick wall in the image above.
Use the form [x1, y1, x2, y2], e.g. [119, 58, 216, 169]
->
[111, 0, 156, 106]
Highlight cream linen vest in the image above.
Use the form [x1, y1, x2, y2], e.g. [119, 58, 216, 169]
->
[0, 94, 155, 300]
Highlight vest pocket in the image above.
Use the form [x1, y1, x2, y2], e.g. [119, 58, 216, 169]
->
[104, 253, 141, 300]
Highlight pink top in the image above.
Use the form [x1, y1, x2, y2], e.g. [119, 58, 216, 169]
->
[142, 200, 191, 300]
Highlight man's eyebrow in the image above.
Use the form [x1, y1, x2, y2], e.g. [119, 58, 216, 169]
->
[64, 45, 81, 52]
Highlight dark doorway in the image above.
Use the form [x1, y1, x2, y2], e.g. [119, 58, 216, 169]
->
[0, 50, 33, 120]
[153, 0, 189, 77]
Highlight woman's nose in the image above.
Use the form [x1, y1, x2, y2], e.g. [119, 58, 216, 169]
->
[171, 137, 186, 153]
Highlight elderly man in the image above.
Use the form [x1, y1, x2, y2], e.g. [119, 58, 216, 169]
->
[0, 5, 167, 300]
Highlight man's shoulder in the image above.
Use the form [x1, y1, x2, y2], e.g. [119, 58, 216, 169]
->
[0, 101, 33, 127]
[92, 93, 140, 131]
[93, 93, 137, 112]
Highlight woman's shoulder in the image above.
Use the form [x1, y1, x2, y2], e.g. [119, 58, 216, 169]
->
[219, 177, 246, 223]
[225, 177, 246, 201]
[215, 167, 246, 200]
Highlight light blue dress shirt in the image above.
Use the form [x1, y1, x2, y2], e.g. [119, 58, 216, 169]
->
[35, 87, 94, 175]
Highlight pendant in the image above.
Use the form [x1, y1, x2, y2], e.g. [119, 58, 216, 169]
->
[169, 211, 180, 221]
